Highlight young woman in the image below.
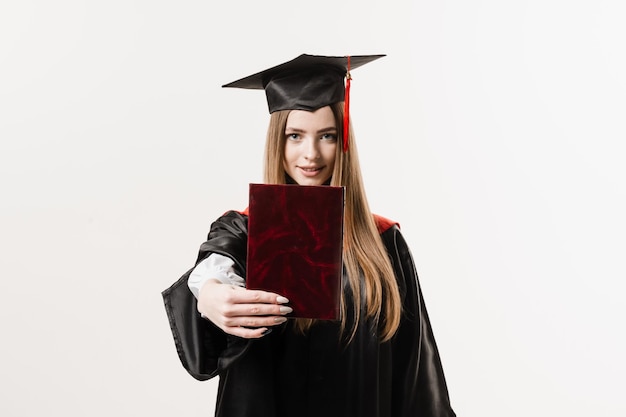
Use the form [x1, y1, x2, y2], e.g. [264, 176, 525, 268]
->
[163, 54, 456, 417]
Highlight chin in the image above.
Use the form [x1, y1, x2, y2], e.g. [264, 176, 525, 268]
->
[287, 170, 332, 186]
[294, 177, 328, 186]
[297, 180, 321, 186]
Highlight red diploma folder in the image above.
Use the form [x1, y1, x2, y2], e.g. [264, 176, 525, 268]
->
[246, 183, 345, 320]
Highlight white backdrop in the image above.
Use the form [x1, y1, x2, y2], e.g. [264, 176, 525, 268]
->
[1, 1, 625, 416]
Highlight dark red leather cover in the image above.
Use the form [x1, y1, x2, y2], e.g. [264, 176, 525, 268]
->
[247, 184, 344, 320]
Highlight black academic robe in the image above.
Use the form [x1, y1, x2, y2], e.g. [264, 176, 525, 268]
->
[162, 211, 455, 417]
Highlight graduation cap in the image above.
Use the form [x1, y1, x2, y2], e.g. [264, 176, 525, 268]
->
[222, 54, 385, 152]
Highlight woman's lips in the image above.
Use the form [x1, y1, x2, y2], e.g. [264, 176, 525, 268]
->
[298, 166, 324, 177]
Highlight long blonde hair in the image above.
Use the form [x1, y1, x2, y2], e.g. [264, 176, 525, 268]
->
[263, 102, 402, 342]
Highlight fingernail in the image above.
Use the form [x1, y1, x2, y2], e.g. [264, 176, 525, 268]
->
[262, 328, 273, 336]
[276, 296, 289, 304]
[279, 306, 293, 314]
[274, 317, 287, 324]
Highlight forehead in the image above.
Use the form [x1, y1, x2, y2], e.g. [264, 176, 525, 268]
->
[286, 106, 336, 129]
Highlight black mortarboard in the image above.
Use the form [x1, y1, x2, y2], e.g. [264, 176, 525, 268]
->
[222, 54, 384, 113]
[222, 54, 385, 152]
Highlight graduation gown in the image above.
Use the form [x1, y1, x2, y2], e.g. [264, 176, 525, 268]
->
[162, 210, 455, 417]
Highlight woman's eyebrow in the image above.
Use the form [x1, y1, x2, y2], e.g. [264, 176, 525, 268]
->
[285, 126, 337, 132]
[285, 126, 337, 135]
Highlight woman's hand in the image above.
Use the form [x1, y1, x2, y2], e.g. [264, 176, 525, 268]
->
[197, 279, 292, 339]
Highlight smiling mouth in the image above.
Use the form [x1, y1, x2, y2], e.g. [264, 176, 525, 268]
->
[298, 166, 325, 176]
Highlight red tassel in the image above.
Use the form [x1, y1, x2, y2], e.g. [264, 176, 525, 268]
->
[343, 56, 351, 153]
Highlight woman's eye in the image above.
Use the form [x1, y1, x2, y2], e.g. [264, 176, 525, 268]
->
[321, 133, 337, 141]
[287, 133, 300, 140]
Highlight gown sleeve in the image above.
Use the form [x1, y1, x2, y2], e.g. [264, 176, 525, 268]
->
[381, 225, 456, 417]
[161, 211, 251, 381]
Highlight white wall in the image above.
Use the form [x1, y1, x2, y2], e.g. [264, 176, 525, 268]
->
[1, 1, 624, 415]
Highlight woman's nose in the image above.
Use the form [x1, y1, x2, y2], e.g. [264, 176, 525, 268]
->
[304, 139, 320, 160]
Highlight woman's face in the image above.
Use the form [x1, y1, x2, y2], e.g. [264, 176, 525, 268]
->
[283, 106, 337, 186]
